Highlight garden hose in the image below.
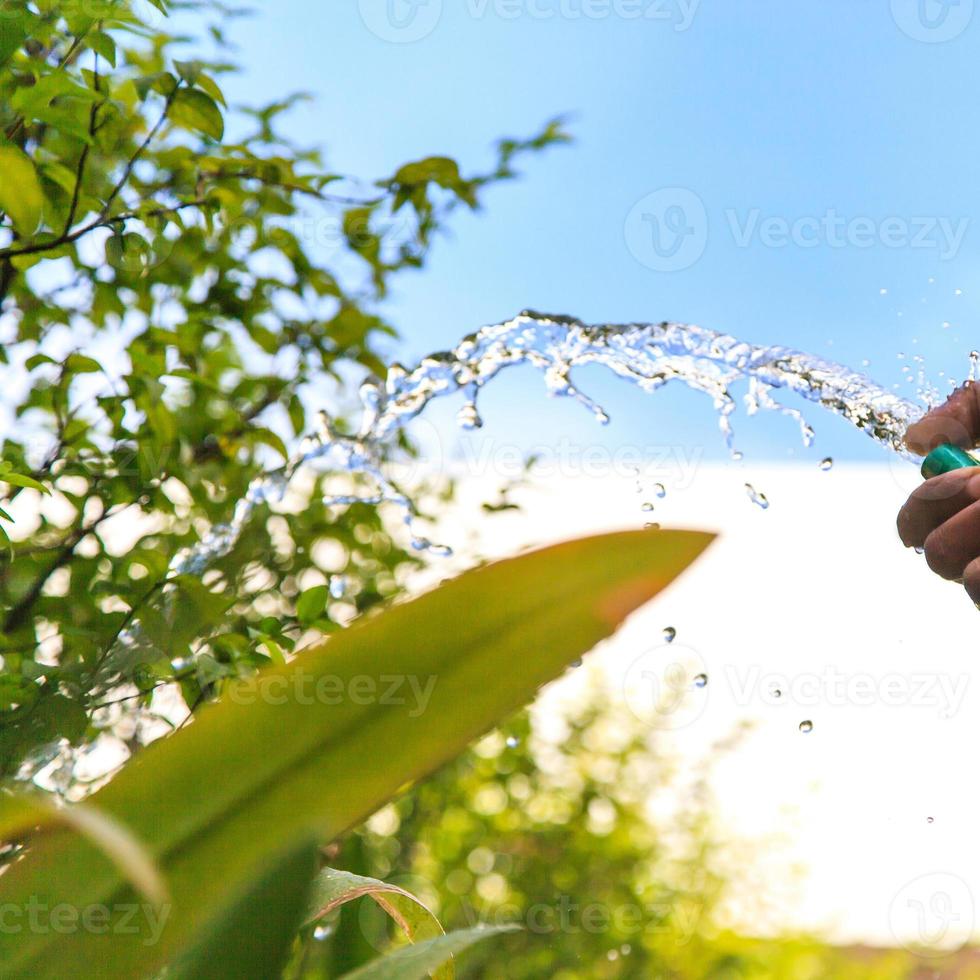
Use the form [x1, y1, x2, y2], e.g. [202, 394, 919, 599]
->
[921, 444, 980, 479]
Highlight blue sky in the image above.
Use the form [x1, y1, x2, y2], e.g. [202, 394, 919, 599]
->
[213, 1, 980, 463]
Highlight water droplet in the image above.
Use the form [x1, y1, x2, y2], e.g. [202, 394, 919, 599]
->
[914, 546, 924, 555]
[879, 288, 888, 295]
[731, 450, 744, 461]
[799, 720, 813, 734]
[927, 816, 934, 824]
[693, 673, 708, 688]
[771, 686, 782, 699]
[956, 288, 964, 296]
[314, 923, 335, 941]
[861, 358, 871, 367]
[641, 502, 655, 513]
[653, 483, 666, 498]
[620, 944, 632, 956]
[745, 483, 770, 510]
[819, 457, 833, 471]
[662, 627, 676, 644]
[456, 402, 483, 430]
[644, 522, 661, 531]
[329, 575, 347, 600]
[505, 736, 519, 748]
[570, 658, 583, 668]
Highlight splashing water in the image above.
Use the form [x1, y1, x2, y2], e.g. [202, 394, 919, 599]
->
[192, 311, 922, 560]
[745, 483, 771, 510]
[27, 310, 927, 791]
[167, 310, 923, 573]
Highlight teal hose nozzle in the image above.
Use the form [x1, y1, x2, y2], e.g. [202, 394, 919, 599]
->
[921, 444, 980, 480]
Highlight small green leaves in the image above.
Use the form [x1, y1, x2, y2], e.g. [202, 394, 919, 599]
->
[0, 462, 49, 495]
[170, 88, 224, 140]
[64, 353, 103, 375]
[0, 145, 43, 235]
[296, 585, 329, 626]
[105, 232, 152, 275]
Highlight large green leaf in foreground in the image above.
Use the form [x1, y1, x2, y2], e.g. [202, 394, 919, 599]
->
[0, 529, 713, 978]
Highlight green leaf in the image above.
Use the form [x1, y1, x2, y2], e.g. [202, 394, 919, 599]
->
[105, 233, 151, 274]
[170, 88, 224, 141]
[174, 60, 202, 84]
[0, 472, 50, 494]
[0, 16, 26, 69]
[305, 868, 450, 979]
[196, 73, 227, 107]
[0, 145, 43, 235]
[337, 926, 518, 980]
[64, 353, 103, 374]
[0, 529, 713, 978]
[89, 31, 116, 67]
[296, 584, 328, 625]
[173, 838, 318, 980]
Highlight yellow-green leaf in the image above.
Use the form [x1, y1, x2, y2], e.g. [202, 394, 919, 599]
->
[0, 145, 43, 235]
[0, 529, 713, 978]
[306, 868, 450, 979]
[169, 88, 224, 141]
[338, 926, 518, 980]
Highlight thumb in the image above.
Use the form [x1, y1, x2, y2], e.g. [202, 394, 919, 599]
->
[906, 381, 980, 456]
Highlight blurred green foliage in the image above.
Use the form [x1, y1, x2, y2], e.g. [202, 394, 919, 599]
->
[330, 689, 980, 980]
[0, 0, 567, 783]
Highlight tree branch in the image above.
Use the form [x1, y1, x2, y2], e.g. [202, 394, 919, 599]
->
[0, 84, 184, 262]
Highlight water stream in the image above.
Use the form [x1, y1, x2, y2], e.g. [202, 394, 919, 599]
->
[172, 308, 926, 574]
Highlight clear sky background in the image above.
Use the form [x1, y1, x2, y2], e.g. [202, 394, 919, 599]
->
[207, 0, 980, 464]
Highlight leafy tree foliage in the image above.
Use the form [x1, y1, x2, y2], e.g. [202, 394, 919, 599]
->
[0, 0, 567, 785]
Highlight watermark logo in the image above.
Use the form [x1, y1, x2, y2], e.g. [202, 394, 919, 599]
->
[359, 0, 443, 43]
[227, 669, 438, 717]
[622, 643, 709, 730]
[0, 900, 169, 946]
[624, 188, 708, 272]
[466, 0, 700, 29]
[724, 664, 968, 717]
[891, 0, 973, 41]
[726, 209, 968, 260]
[626, 192, 970, 271]
[889, 872, 975, 955]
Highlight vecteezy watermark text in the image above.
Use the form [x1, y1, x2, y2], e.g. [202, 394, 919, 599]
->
[725, 664, 968, 717]
[0, 900, 169, 946]
[625, 188, 971, 272]
[725, 209, 968, 260]
[227, 670, 438, 717]
[357, 0, 701, 43]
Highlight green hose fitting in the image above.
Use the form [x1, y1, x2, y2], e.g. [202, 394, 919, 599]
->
[921, 443, 980, 479]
